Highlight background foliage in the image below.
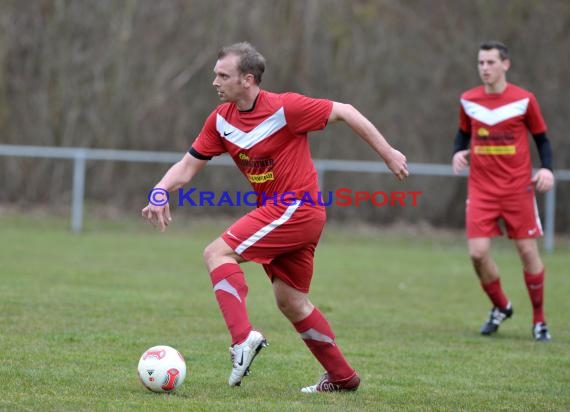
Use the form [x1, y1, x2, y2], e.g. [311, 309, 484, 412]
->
[1, 0, 569, 230]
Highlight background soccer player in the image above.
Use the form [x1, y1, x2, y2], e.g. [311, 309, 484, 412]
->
[452, 40, 554, 341]
[142, 42, 409, 392]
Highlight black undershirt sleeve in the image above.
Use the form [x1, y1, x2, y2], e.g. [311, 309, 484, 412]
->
[453, 129, 471, 155]
[188, 147, 213, 161]
[532, 133, 553, 171]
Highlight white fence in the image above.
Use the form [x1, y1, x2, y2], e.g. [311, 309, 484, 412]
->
[1, 144, 568, 253]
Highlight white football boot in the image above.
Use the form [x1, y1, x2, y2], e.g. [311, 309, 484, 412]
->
[228, 330, 268, 386]
[301, 372, 361, 393]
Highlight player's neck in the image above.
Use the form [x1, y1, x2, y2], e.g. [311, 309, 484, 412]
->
[236, 87, 261, 111]
[484, 79, 508, 94]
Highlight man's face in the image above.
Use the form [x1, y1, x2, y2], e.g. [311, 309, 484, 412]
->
[212, 54, 245, 102]
[478, 49, 509, 87]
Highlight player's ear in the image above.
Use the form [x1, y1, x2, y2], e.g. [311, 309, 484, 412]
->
[502, 58, 511, 72]
[242, 73, 254, 87]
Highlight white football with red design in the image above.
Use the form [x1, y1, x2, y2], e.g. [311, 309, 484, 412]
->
[137, 345, 187, 393]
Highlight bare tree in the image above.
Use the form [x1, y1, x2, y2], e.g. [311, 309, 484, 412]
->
[1, 0, 569, 230]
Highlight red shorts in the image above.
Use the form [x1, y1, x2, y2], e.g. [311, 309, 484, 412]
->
[221, 200, 327, 293]
[466, 191, 543, 239]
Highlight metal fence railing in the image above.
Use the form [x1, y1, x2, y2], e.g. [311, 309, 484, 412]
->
[1, 144, 568, 253]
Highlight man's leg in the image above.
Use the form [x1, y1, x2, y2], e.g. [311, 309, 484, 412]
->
[271, 278, 359, 392]
[469, 237, 510, 307]
[203, 237, 267, 385]
[503, 189, 550, 341]
[468, 237, 513, 335]
[514, 238, 550, 341]
[204, 237, 251, 344]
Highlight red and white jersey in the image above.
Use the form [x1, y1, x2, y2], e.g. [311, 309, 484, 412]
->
[459, 83, 547, 198]
[192, 90, 333, 204]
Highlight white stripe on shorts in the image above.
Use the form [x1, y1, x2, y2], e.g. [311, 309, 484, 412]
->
[533, 195, 543, 235]
[235, 200, 301, 255]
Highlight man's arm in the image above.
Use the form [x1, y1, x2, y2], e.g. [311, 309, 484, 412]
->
[453, 129, 470, 154]
[532, 133, 553, 171]
[154, 152, 208, 192]
[328, 102, 408, 180]
[452, 129, 471, 175]
[142, 152, 208, 231]
[531, 133, 555, 192]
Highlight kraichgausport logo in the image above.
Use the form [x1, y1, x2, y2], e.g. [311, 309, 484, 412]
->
[148, 188, 421, 207]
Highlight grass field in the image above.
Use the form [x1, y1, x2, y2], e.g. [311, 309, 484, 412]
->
[1, 213, 569, 411]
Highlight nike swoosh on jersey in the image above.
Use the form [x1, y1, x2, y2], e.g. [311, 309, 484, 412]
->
[216, 107, 286, 149]
[461, 98, 529, 126]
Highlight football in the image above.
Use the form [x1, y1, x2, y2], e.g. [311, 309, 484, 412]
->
[137, 345, 187, 393]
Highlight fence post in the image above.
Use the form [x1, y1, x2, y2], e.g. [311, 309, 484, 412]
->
[543, 185, 556, 253]
[315, 161, 326, 193]
[71, 150, 87, 234]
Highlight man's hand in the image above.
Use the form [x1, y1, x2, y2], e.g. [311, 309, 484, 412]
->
[532, 168, 555, 192]
[385, 148, 409, 181]
[141, 202, 172, 232]
[452, 150, 470, 175]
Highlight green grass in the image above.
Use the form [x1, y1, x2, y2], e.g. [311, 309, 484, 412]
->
[1, 214, 569, 411]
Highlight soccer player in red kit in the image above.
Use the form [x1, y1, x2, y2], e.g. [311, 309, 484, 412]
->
[452, 41, 554, 341]
[142, 42, 409, 391]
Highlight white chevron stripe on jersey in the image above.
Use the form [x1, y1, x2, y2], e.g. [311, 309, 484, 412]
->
[235, 200, 301, 255]
[461, 98, 529, 126]
[216, 107, 287, 149]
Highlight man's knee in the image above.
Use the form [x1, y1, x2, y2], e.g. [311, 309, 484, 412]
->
[273, 280, 313, 322]
[276, 297, 312, 322]
[275, 295, 293, 315]
[469, 246, 489, 266]
[203, 238, 239, 271]
[518, 246, 535, 263]
[202, 241, 218, 266]
[516, 241, 542, 271]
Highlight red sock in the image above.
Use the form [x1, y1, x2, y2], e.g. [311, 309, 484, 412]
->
[481, 279, 509, 309]
[524, 269, 545, 324]
[293, 308, 355, 382]
[210, 263, 251, 345]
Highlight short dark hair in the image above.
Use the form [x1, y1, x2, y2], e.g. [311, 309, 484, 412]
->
[218, 42, 266, 84]
[479, 40, 509, 60]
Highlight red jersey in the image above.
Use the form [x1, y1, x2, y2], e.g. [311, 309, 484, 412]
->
[459, 83, 547, 198]
[192, 90, 333, 204]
